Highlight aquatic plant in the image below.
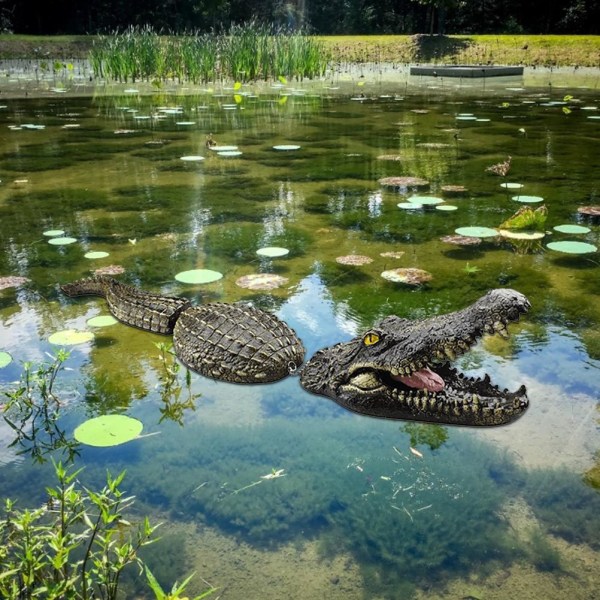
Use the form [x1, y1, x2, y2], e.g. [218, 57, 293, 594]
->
[0, 461, 158, 600]
[526, 528, 563, 572]
[2, 350, 80, 463]
[90, 23, 328, 83]
[499, 205, 548, 231]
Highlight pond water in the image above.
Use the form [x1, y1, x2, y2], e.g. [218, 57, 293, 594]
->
[0, 79, 599, 599]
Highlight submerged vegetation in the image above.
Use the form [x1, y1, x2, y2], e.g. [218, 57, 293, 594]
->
[89, 24, 329, 83]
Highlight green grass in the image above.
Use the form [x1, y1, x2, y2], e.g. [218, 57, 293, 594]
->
[0, 33, 598, 68]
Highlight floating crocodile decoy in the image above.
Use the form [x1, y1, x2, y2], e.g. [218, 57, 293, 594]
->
[61, 277, 530, 427]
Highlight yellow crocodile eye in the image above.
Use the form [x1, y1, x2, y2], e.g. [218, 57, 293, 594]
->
[363, 332, 380, 346]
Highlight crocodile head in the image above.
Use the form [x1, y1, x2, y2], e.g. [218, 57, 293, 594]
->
[300, 289, 530, 426]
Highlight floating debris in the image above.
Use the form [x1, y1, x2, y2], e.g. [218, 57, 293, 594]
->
[336, 254, 374, 266]
[417, 142, 451, 149]
[577, 206, 600, 218]
[236, 273, 289, 290]
[381, 268, 432, 285]
[485, 156, 512, 176]
[380, 251, 405, 259]
[379, 176, 430, 188]
[440, 235, 482, 246]
[94, 264, 125, 276]
[377, 154, 403, 161]
[0, 275, 30, 290]
[114, 129, 135, 135]
[441, 185, 468, 195]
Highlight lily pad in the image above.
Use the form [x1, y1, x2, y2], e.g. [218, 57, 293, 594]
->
[0, 275, 30, 290]
[381, 268, 432, 285]
[48, 237, 77, 246]
[235, 273, 289, 290]
[43, 229, 65, 237]
[546, 241, 597, 254]
[0, 351, 12, 368]
[336, 255, 374, 266]
[74, 414, 143, 447]
[209, 145, 239, 152]
[48, 329, 94, 345]
[256, 247, 289, 258]
[84, 251, 110, 259]
[436, 204, 458, 211]
[455, 226, 498, 238]
[273, 145, 301, 151]
[180, 155, 205, 162]
[408, 196, 444, 205]
[87, 315, 119, 327]
[553, 224, 591, 234]
[500, 182, 524, 190]
[397, 202, 423, 210]
[218, 150, 243, 157]
[377, 154, 403, 161]
[175, 269, 223, 284]
[512, 195, 544, 203]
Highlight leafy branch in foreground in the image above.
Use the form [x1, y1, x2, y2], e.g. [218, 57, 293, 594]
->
[1, 350, 80, 463]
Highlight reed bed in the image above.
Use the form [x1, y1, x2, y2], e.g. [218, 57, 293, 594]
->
[90, 23, 329, 84]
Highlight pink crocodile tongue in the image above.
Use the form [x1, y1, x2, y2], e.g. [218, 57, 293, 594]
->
[395, 367, 445, 392]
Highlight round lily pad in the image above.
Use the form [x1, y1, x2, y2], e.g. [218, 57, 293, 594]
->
[175, 269, 223, 284]
[87, 315, 118, 327]
[408, 196, 444, 205]
[43, 229, 65, 237]
[498, 230, 545, 240]
[209, 145, 238, 152]
[218, 150, 243, 157]
[84, 251, 110, 259]
[235, 273, 289, 290]
[398, 202, 423, 210]
[546, 241, 597, 254]
[436, 204, 458, 211]
[256, 247, 289, 258]
[381, 268, 432, 285]
[273, 145, 301, 151]
[553, 224, 591, 234]
[48, 329, 94, 345]
[74, 414, 143, 447]
[48, 237, 77, 246]
[180, 155, 205, 162]
[500, 182, 523, 190]
[336, 255, 373, 266]
[0, 351, 12, 368]
[455, 226, 498, 238]
[512, 195, 544, 203]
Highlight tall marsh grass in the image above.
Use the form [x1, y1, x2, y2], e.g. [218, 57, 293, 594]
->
[90, 23, 329, 84]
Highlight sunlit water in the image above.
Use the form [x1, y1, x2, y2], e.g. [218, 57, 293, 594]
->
[0, 77, 599, 599]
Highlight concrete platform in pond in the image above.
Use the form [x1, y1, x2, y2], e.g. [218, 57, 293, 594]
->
[410, 65, 524, 78]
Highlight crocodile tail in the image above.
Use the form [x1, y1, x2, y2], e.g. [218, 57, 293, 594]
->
[61, 275, 112, 298]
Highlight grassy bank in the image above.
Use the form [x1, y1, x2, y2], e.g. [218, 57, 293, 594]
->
[0, 33, 599, 68]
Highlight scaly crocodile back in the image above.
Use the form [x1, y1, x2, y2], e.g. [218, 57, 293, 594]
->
[173, 303, 305, 383]
[61, 276, 191, 335]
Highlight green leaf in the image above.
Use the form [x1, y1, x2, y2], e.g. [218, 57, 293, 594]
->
[145, 566, 166, 599]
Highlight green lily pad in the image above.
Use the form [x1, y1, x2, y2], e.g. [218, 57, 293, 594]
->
[74, 414, 143, 447]
[408, 196, 444, 205]
[48, 329, 94, 345]
[87, 315, 118, 327]
[0, 351, 13, 368]
[180, 155, 205, 162]
[273, 145, 301, 151]
[398, 202, 423, 210]
[218, 150, 243, 157]
[175, 269, 223, 284]
[435, 204, 458, 211]
[546, 241, 597, 254]
[455, 226, 499, 238]
[43, 229, 65, 237]
[84, 251, 110, 259]
[209, 145, 238, 152]
[553, 224, 591, 234]
[256, 247, 289, 258]
[48, 237, 77, 246]
[512, 195, 544, 203]
[500, 182, 524, 190]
